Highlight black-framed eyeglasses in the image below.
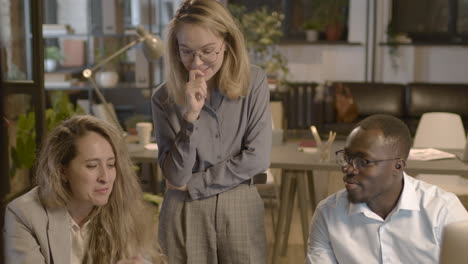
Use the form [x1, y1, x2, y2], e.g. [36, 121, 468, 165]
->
[335, 150, 400, 169]
[178, 41, 224, 64]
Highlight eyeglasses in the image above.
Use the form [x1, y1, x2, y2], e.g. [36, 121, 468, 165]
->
[335, 150, 400, 170]
[178, 41, 224, 64]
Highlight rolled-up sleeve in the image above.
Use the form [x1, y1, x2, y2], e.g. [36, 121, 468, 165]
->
[187, 69, 272, 199]
[152, 66, 272, 199]
[151, 87, 201, 187]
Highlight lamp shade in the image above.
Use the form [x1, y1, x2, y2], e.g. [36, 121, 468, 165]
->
[413, 112, 466, 149]
[137, 25, 164, 60]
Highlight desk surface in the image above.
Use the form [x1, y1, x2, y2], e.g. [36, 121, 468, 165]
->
[128, 142, 468, 177]
[128, 143, 158, 163]
[271, 143, 468, 177]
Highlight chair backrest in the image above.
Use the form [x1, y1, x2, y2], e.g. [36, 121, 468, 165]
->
[413, 112, 466, 149]
[440, 220, 468, 264]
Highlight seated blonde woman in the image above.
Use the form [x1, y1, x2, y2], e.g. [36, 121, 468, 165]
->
[4, 115, 164, 264]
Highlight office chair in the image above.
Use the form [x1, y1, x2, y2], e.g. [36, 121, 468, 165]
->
[413, 112, 466, 149]
[413, 112, 468, 208]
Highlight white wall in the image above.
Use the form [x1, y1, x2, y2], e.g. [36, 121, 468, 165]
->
[57, 0, 88, 34]
[280, 0, 468, 84]
[279, 44, 365, 82]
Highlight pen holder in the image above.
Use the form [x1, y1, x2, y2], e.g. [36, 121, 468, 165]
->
[317, 130, 336, 162]
[318, 142, 333, 162]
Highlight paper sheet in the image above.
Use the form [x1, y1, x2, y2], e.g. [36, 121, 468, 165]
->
[408, 148, 456, 161]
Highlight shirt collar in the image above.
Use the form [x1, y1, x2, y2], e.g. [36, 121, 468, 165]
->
[67, 211, 92, 232]
[347, 172, 420, 218]
[394, 172, 420, 212]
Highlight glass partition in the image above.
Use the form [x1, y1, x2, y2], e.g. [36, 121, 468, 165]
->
[0, 0, 34, 81]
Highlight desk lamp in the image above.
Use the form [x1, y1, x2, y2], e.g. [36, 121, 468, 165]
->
[82, 25, 164, 134]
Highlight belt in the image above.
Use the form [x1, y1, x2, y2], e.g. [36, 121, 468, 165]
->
[240, 173, 268, 185]
[240, 178, 254, 185]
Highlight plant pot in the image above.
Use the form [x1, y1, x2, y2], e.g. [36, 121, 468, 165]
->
[326, 24, 344, 41]
[305, 30, 319, 42]
[267, 77, 279, 91]
[44, 59, 58, 72]
[96, 71, 119, 88]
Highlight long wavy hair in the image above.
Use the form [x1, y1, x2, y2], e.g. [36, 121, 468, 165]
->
[36, 115, 163, 263]
[165, 0, 251, 105]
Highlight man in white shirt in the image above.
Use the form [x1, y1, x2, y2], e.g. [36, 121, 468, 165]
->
[305, 114, 468, 264]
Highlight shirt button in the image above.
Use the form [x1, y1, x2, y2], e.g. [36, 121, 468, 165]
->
[215, 134, 219, 138]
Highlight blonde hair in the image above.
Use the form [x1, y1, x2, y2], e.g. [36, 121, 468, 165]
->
[165, 0, 250, 105]
[36, 115, 164, 263]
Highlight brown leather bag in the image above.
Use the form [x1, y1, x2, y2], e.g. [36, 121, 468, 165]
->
[334, 83, 358, 123]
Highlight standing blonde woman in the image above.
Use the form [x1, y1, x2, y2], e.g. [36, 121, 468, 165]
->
[4, 115, 164, 263]
[152, 0, 272, 263]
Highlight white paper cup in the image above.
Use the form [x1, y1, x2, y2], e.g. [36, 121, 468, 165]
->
[136, 122, 153, 145]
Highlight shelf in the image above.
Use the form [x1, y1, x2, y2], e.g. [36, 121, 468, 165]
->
[45, 66, 87, 74]
[45, 85, 88, 91]
[43, 34, 89, 39]
[379, 42, 468, 47]
[44, 82, 150, 91]
[43, 32, 154, 39]
[280, 40, 363, 46]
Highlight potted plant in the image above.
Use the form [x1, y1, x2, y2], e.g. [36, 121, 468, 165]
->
[94, 44, 122, 88]
[8, 91, 84, 199]
[229, 5, 289, 90]
[386, 19, 411, 71]
[303, 19, 323, 42]
[44, 46, 63, 72]
[311, 0, 349, 41]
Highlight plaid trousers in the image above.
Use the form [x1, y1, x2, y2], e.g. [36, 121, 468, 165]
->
[158, 184, 268, 264]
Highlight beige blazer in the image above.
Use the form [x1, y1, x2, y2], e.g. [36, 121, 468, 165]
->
[3, 187, 71, 264]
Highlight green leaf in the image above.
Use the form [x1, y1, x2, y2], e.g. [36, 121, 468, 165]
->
[143, 193, 164, 206]
[227, 4, 288, 81]
[9, 90, 83, 178]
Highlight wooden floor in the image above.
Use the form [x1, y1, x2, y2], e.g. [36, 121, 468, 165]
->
[264, 199, 308, 264]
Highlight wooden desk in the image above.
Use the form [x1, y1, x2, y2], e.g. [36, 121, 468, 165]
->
[127, 142, 468, 263]
[127, 143, 161, 193]
[128, 143, 158, 162]
[269, 142, 468, 264]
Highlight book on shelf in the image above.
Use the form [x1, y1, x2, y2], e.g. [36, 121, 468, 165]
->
[288, 87, 297, 129]
[44, 72, 71, 82]
[43, 24, 72, 36]
[62, 39, 85, 67]
[44, 72, 72, 88]
[297, 85, 305, 128]
[305, 85, 314, 127]
[90, 0, 124, 35]
[44, 81, 72, 89]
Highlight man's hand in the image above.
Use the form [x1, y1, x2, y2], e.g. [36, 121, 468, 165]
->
[166, 180, 188, 191]
[184, 70, 207, 122]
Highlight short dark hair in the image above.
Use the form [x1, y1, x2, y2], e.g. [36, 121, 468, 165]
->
[356, 114, 412, 159]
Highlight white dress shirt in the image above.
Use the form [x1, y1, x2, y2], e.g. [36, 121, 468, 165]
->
[68, 213, 91, 264]
[306, 172, 468, 264]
